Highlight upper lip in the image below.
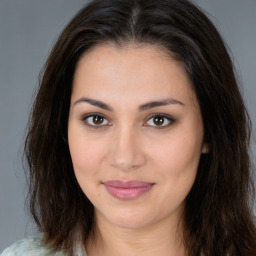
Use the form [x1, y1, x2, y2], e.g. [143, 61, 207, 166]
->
[103, 180, 155, 188]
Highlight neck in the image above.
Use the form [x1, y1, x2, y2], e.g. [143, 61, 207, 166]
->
[86, 212, 186, 256]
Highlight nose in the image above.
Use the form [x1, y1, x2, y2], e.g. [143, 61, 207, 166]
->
[108, 126, 146, 171]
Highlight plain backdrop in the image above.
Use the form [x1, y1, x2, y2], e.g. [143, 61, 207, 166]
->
[0, 0, 256, 251]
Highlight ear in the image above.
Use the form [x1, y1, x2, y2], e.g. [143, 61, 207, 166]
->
[201, 142, 209, 154]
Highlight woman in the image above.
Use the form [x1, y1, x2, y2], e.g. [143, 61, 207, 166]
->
[1, 0, 256, 255]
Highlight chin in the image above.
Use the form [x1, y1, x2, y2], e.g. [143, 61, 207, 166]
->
[110, 216, 154, 230]
[97, 206, 160, 230]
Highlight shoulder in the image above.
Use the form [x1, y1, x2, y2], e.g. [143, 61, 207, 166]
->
[1, 234, 66, 256]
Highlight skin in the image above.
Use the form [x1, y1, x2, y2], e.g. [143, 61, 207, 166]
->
[68, 43, 207, 256]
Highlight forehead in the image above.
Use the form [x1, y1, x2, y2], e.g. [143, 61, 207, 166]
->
[72, 43, 197, 107]
[76, 43, 181, 76]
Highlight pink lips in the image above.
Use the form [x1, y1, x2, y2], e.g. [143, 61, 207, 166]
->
[103, 180, 155, 200]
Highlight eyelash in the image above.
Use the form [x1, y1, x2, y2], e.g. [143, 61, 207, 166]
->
[81, 112, 111, 129]
[81, 112, 175, 129]
[145, 113, 175, 129]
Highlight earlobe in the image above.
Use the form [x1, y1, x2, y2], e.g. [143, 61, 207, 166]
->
[201, 143, 209, 154]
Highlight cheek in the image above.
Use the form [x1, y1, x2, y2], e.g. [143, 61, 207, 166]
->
[149, 133, 202, 207]
[68, 131, 106, 200]
[68, 122, 106, 179]
[149, 129, 202, 180]
[69, 138, 104, 173]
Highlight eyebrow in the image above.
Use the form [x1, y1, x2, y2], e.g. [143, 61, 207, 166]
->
[139, 98, 184, 111]
[73, 97, 184, 112]
[74, 97, 113, 111]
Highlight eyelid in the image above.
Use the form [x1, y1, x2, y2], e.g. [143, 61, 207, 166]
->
[81, 112, 112, 129]
[143, 113, 175, 128]
[81, 112, 107, 121]
[80, 112, 175, 129]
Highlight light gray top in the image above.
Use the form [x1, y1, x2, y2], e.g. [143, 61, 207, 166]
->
[0, 234, 87, 256]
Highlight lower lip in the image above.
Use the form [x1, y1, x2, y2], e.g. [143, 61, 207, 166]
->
[103, 184, 154, 200]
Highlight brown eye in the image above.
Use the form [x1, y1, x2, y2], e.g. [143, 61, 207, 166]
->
[153, 116, 165, 126]
[82, 114, 110, 128]
[144, 114, 175, 128]
[92, 115, 104, 125]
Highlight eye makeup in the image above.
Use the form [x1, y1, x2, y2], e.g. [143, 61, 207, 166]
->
[80, 112, 176, 130]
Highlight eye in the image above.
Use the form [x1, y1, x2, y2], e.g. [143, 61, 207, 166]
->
[144, 114, 175, 128]
[82, 113, 111, 128]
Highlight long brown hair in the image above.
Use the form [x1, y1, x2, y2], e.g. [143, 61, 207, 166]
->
[25, 0, 256, 255]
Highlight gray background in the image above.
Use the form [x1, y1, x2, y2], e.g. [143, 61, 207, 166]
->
[0, 0, 255, 251]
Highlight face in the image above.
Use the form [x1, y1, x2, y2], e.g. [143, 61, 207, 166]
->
[68, 44, 207, 230]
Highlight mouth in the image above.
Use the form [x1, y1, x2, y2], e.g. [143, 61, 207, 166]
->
[102, 180, 155, 200]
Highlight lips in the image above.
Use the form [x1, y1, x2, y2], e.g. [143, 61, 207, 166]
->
[103, 180, 155, 200]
